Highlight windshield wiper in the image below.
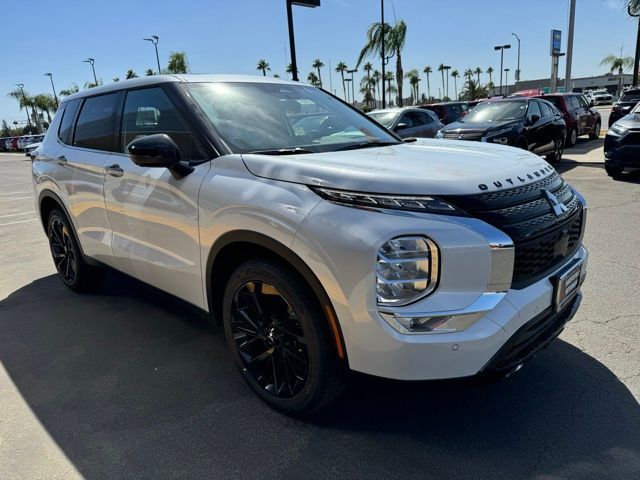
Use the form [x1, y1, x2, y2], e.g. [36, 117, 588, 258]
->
[247, 147, 316, 155]
[331, 140, 401, 152]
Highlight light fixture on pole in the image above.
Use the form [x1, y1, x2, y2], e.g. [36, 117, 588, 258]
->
[344, 78, 352, 103]
[83, 58, 98, 86]
[493, 44, 511, 95]
[511, 33, 521, 89]
[347, 68, 357, 105]
[143, 35, 161, 74]
[286, 0, 320, 82]
[44, 73, 58, 109]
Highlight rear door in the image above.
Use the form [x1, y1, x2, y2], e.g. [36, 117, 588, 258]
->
[536, 100, 555, 153]
[524, 100, 543, 152]
[103, 85, 210, 308]
[404, 110, 438, 137]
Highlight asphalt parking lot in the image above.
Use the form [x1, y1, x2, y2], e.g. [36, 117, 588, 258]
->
[1, 125, 639, 479]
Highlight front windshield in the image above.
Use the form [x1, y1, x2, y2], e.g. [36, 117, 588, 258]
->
[187, 82, 398, 153]
[463, 101, 527, 123]
[621, 90, 640, 102]
[368, 111, 397, 128]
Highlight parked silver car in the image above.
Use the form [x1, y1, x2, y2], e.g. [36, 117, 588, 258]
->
[33, 75, 587, 414]
[368, 107, 444, 138]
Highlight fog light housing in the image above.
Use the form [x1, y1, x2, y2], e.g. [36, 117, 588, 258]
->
[376, 236, 439, 306]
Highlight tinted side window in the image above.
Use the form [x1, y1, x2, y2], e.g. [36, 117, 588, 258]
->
[577, 96, 589, 109]
[57, 99, 81, 145]
[539, 101, 553, 118]
[407, 111, 431, 125]
[74, 93, 119, 151]
[121, 87, 204, 160]
[567, 96, 580, 110]
[397, 113, 414, 128]
[527, 101, 541, 119]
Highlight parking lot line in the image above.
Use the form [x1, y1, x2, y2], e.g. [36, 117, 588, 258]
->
[0, 218, 37, 227]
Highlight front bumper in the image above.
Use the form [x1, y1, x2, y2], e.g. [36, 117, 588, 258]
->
[604, 133, 640, 167]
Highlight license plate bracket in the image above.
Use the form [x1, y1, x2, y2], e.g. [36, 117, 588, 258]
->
[553, 260, 583, 312]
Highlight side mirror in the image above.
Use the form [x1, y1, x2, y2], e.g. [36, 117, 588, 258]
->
[528, 114, 540, 125]
[395, 122, 408, 131]
[127, 133, 193, 177]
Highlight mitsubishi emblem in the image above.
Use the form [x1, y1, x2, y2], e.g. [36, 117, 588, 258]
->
[543, 189, 568, 217]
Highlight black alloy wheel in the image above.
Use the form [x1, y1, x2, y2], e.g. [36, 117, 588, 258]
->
[567, 127, 578, 147]
[546, 137, 564, 163]
[49, 216, 77, 284]
[230, 280, 309, 398]
[589, 121, 601, 140]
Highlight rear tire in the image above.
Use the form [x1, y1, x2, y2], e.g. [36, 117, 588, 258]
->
[222, 258, 344, 414]
[47, 208, 104, 292]
[566, 128, 578, 147]
[545, 137, 564, 163]
[589, 121, 601, 140]
[605, 165, 623, 178]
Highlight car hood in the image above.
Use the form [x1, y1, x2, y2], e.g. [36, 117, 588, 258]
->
[442, 120, 520, 134]
[241, 139, 552, 196]
[613, 113, 640, 129]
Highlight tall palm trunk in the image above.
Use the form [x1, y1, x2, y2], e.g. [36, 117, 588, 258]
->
[454, 77, 458, 100]
[316, 67, 322, 88]
[396, 52, 404, 107]
[387, 78, 392, 104]
[340, 72, 346, 100]
[441, 71, 445, 100]
[426, 73, 431, 101]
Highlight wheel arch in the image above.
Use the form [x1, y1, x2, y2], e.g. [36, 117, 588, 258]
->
[206, 230, 347, 362]
[38, 190, 89, 259]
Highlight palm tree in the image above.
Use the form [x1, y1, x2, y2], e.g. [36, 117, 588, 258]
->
[464, 68, 474, 84]
[423, 66, 432, 101]
[307, 71, 320, 87]
[126, 69, 138, 79]
[356, 20, 407, 106]
[273, 73, 280, 78]
[437, 64, 447, 101]
[59, 83, 80, 97]
[600, 53, 634, 95]
[312, 58, 324, 88]
[461, 78, 488, 101]
[363, 62, 374, 105]
[474, 67, 483, 84]
[256, 59, 270, 76]
[384, 71, 396, 105]
[145, 69, 155, 76]
[113, 77, 120, 82]
[335, 61, 348, 100]
[486, 66, 494, 85]
[167, 51, 189, 74]
[451, 70, 460, 100]
[372, 69, 381, 106]
[32, 94, 57, 124]
[286, 63, 298, 80]
[404, 69, 420, 105]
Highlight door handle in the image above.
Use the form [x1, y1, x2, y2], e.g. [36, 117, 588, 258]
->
[55, 155, 67, 165]
[106, 164, 124, 177]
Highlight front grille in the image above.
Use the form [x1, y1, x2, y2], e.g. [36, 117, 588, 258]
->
[442, 132, 483, 141]
[621, 131, 640, 146]
[445, 172, 585, 285]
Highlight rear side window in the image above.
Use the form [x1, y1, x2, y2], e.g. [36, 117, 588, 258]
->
[73, 93, 120, 151]
[539, 101, 553, 118]
[527, 101, 542, 119]
[567, 96, 581, 110]
[57, 100, 81, 145]
[121, 87, 204, 160]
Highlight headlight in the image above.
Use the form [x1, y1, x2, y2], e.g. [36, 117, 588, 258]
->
[376, 236, 439, 306]
[609, 123, 628, 136]
[484, 127, 513, 144]
[435, 130, 444, 139]
[311, 187, 466, 216]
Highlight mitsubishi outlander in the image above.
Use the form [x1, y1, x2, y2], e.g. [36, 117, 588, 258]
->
[33, 75, 587, 414]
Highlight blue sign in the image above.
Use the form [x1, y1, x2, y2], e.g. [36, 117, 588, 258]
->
[550, 29, 562, 55]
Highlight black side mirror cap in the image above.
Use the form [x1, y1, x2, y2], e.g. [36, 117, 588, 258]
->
[395, 122, 408, 131]
[126, 133, 194, 178]
[528, 114, 541, 125]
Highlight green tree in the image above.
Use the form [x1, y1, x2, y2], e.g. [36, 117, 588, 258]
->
[474, 67, 483, 84]
[312, 58, 324, 88]
[335, 61, 348, 100]
[372, 69, 381, 105]
[1, 120, 11, 136]
[451, 70, 460, 100]
[423, 66, 432, 101]
[145, 68, 155, 76]
[113, 77, 120, 82]
[167, 51, 189, 74]
[307, 71, 320, 87]
[286, 63, 298, 79]
[7, 88, 37, 128]
[404, 69, 420, 105]
[486, 66, 494, 85]
[461, 78, 488, 101]
[464, 68, 474, 83]
[600, 52, 634, 95]
[384, 71, 396, 106]
[59, 83, 80, 97]
[126, 69, 138, 79]
[438, 64, 447, 100]
[32, 94, 57, 123]
[363, 62, 374, 105]
[256, 59, 270, 76]
[357, 20, 407, 106]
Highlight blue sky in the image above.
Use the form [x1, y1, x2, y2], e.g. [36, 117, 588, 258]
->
[1, 0, 638, 124]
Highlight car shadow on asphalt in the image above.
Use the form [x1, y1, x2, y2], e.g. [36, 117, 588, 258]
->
[1, 273, 639, 479]
[565, 137, 604, 156]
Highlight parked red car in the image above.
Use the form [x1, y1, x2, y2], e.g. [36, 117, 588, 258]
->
[536, 93, 601, 147]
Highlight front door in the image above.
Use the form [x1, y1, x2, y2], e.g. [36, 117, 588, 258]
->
[103, 86, 211, 308]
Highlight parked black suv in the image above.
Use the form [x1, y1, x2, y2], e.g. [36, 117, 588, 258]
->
[436, 98, 566, 163]
[609, 88, 640, 127]
[419, 101, 468, 124]
[604, 103, 640, 177]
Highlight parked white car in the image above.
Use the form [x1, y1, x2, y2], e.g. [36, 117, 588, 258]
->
[33, 75, 587, 414]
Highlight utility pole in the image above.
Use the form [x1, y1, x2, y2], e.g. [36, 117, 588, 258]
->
[504, 68, 510, 93]
[144, 35, 161, 74]
[630, 3, 640, 86]
[565, 0, 576, 92]
[381, 0, 386, 108]
[285, 1, 320, 82]
[83, 58, 98, 86]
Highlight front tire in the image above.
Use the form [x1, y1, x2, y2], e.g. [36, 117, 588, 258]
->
[589, 121, 601, 140]
[546, 137, 564, 163]
[222, 258, 344, 414]
[605, 165, 623, 178]
[47, 208, 104, 292]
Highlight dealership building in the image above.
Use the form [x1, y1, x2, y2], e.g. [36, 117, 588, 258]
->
[499, 73, 634, 95]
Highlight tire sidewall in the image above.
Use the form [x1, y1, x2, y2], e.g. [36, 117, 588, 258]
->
[47, 209, 82, 290]
[222, 261, 329, 413]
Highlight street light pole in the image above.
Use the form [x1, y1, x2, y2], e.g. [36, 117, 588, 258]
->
[381, 0, 385, 108]
[504, 68, 510, 93]
[494, 44, 511, 95]
[344, 78, 352, 103]
[565, 0, 576, 92]
[511, 32, 521, 90]
[44, 73, 58, 109]
[443, 65, 451, 99]
[83, 58, 97, 86]
[347, 69, 357, 105]
[286, 0, 299, 81]
[630, 4, 640, 86]
[144, 35, 161, 74]
[15, 83, 31, 127]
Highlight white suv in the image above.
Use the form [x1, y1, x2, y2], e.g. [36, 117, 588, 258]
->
[33, 75, 587, 414]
